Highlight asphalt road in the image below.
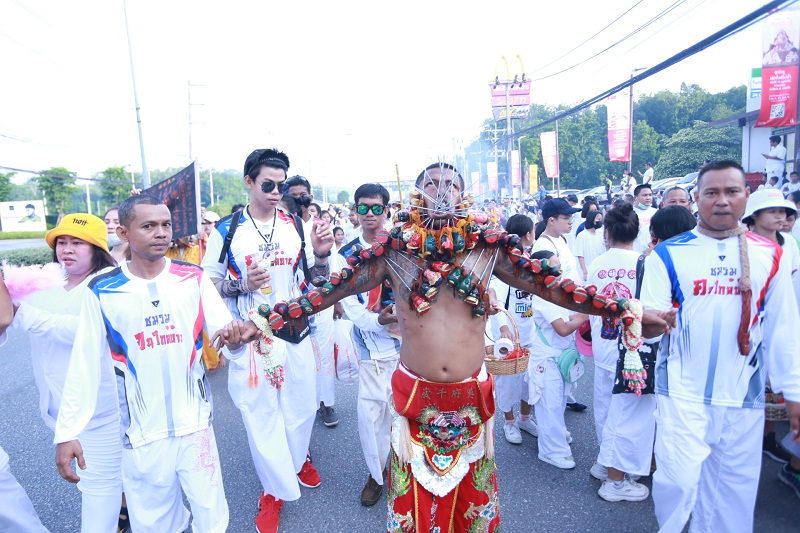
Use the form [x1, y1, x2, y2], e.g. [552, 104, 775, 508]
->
[0, 238, 47, 251]
[1, 327, 798, 532]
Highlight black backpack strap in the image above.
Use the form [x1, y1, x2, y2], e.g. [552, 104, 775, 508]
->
[217, 209, 243, 264]
[635, 254, 646, 299]
[290, 214, 313, 283]
[504, 284, 511, 310]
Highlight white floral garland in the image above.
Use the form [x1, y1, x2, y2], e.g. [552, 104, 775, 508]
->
[247, 308, 285, 389]
[620, 300, 646, 396]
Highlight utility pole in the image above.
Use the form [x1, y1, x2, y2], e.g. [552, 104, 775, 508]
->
[209, 168, 215, 207]
[122, 0, 150, 189]
[188, 82, 205, 162]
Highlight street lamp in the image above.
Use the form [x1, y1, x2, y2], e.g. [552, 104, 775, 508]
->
[628, 67, 647, 173]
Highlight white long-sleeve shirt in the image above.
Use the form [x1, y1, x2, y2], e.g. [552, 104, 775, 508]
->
[640, 229, 800, 407]
[336, 236, 400, 360]
[54, 260, 243, 448]
[12, 276, 118, 432]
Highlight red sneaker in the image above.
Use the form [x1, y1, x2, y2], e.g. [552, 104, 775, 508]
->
[255, 492, 283, 533]
[297, 459, 322, 488]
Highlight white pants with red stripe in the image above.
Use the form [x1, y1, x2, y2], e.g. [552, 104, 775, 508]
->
[652, 394, 764, 533]
[0, 444, 48, 532]
[312, 308, 336, 407]
[228, 337, 317, 502]
[122, 426, 228, 533]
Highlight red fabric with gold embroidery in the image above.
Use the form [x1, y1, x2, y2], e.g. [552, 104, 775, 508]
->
[387, 369, 500, 533]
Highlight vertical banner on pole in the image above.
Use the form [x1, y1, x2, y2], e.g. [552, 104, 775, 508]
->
[529, 164, 539, 193]
[540, 132, 560, 178]
[756, 6, 800, 128]
[142, 162, 199, 239]
[511, 150, 521, 186]
[487, 162, 499, 191]
[471, 171, 481, 196]
[607, 88, 632, 161]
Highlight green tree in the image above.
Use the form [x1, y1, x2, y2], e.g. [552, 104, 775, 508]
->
[337, 190, 350, 204]
[98, 166, 132, 207]
[632, 121, 664, 177]
[656, 122, 741, 178]
[35, 167, 77, 221]
[0, 172, 13, 202]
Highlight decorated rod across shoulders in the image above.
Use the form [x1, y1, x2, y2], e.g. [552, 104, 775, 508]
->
[247, 204, 648, 394]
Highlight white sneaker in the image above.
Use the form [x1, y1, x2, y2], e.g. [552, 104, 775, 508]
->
[503, 423, 522, 444]
[598, 477, 649, 502]
[516, 416, 538, 437]
[538, 454, 576, 469]
[565, 431, 573, 444]
[590, 461, 608, 480]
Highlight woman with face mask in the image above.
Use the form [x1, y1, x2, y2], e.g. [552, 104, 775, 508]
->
[574, 210, 606, 281]
[103, 207, 129, 265]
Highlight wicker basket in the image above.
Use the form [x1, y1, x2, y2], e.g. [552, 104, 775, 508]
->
[485, 308, 530, 375]
[765, 391, 788, 422]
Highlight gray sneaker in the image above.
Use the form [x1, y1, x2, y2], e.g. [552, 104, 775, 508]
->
[598, 477, 649, 502]
[502, 423, 522, 444]
[320, 405, 339, 427]
[516, 416, 538, 437]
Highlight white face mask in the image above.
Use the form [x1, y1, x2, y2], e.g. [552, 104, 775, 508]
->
[107, 233, 123, 247]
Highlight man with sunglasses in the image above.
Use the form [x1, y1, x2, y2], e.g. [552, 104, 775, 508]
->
[283, 174, 339, 428]
[334, 184, 400, 507]
[202, 148, 334, 533]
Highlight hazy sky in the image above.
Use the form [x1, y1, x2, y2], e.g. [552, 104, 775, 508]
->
[0, 0, 774, 188]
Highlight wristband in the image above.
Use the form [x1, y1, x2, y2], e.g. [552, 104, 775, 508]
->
[313, 250, 332, 259]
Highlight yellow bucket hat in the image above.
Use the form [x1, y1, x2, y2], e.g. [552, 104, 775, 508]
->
[45, 213, 109, 251]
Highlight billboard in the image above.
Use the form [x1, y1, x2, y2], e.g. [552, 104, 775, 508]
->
[0, 200, 47, 232]
[756, 6, 799, 128]
[487, 162, 499, 191]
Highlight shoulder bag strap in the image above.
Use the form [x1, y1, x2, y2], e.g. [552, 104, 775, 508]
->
[217, 209, 242, 264]
[635, 254, 646, 299]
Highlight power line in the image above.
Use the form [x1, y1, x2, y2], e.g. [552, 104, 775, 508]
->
[530, 0, 647, 75]
[531, 0, 689, 82]
[509, 0, 798, 142]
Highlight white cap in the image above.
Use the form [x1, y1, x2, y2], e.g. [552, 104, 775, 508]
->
[203, 211, 221, 223]
[742, 189, 796, 221]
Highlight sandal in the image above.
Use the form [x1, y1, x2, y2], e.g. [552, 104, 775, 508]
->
[117, 505, 130, 533]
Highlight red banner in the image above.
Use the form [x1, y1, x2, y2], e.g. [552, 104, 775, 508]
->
[540, 132, 559, 178]
[487, 162, 498, 191]
[756, 7, 800, 128]
[607, 88, 631, 162]
[511, 150, 521, 186]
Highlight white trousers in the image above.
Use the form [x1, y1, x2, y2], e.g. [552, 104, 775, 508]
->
[121, 426, 228, 533]
[597, 392, 656, 476]
[529, 358, 571, 457]
[75, 420, 123, 533]
[357, 357, 398, 485]
[0, 444, 49, 533]
[652, 395, 764, 533]
[592, 366, 615, 445]
[228, 337, 317, 501]
[494, 371, 529, 414]
[312, 309, 336, 406]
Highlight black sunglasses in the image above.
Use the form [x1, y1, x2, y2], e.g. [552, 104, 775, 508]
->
[356, 204, 386, 215]
[260, 180, 284, 194]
